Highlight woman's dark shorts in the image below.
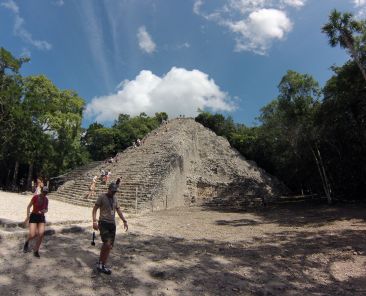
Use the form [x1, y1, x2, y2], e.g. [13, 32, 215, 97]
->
[29, 213, 46, 223]
[98, 221, 116, 246]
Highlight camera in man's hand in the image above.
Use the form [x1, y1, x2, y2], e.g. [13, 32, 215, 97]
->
[91, 231, 96, 246]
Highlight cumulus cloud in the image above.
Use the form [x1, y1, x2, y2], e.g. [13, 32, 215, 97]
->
[353, 0, 366, 17]
[137, 26, 156, 54]
[227, 9, 292, 54]
[85, 67, 236, 123]
[193, 0, 305, 55]
[1, 0, 51, 50]
[353, 0, 366, 6]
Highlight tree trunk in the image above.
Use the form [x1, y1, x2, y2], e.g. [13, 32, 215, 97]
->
[12, 160, 19, 186]
[317, 146, 332, 204]
[26, 162, 33, 191]
[311, 145, 332, 204]
[6, 168, 11, 187]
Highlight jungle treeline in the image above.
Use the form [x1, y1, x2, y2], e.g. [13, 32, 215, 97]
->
[0, 10, 365, 201]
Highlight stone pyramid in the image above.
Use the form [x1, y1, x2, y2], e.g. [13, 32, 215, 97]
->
[49, 118, 283, 213]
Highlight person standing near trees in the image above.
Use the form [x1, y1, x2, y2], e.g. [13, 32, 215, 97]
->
[34, 178, 43, 195]
[23, 186, 49, 258]
[92, 182, 128, 274]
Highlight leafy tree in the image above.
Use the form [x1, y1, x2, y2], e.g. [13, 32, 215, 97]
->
[83, 113, 163, 160]
[318, 60, 366, 199]
[322, 10, 366, 81]
[155, 112, 168, 123]
[21, 75, 86, 177]
[0, 47, 29, 75]
[83, 126, 118, 160]
[195, 111, 235, 138]
[258, 71, 328, 198]
[0, 48, 30, 186]
[0, 48, 27, 158]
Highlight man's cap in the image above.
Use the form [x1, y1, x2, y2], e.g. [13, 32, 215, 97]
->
[42, 186, 49, 192]
[108, 183, 118, 192]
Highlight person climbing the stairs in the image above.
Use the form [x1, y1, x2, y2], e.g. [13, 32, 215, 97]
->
[85, 175, 98, 199]
[92, 182, 128, 275]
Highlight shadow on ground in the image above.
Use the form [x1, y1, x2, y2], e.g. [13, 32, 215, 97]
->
[203, 199, 366, 228]
[1, 220, 366, 295]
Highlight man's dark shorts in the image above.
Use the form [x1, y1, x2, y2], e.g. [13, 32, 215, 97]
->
[98, 221, 116, 246]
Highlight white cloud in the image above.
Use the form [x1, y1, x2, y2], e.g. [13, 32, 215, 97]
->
[353, 0, 366, 6]
[193, 0, 305, 54]
[178, 42, 191, 49]
[1, 0, 18, 13]
[137, 26, 156, 54]
[193, 0, 204, 15]
[352, 0, 366, 18]
[85, 67, 236, 123]
[281, 0, 306, 8]
[53, 0, 64, 7]
[1, 0, 51, 50]
[227, 9, 292, 54]
[77, 1, 113, 91]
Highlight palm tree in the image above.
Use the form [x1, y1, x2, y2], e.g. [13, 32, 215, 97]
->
[322, 9, 366, 82]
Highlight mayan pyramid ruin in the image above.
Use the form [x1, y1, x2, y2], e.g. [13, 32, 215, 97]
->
[49, 118, 284, 213]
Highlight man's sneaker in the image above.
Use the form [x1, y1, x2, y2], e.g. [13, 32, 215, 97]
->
[33, 251, 40, 258]
[23, 241, 29, 253]
[97, 263, 112, 275]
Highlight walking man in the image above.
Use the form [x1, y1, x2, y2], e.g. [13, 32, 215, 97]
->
[92, 182, 128, 274]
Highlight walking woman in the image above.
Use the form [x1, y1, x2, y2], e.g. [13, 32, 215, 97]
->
[23, 186, 49, 258]
[34, 177, 44, 195]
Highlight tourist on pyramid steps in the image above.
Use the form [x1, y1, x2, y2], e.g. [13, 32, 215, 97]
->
[105, 170, 111, 183]
[92, 183, 128, 275]
[115, 177, 121, 187]
[23, 186, 49, 258]
[100, 169, 105, 182]
[85, 175, 98, 199]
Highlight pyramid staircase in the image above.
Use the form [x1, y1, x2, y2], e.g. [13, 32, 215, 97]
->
[49, 120, 187, 213]
[49, 161, 103, 191]
[49, 118, 283, 213]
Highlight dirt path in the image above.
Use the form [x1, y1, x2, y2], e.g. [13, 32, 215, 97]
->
[1, 199, 366, 295]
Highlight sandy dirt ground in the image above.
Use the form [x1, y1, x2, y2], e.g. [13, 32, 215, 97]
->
[1, 191, 366, 295]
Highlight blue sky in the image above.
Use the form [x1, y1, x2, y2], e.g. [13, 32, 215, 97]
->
[0, 0, 365, 127]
